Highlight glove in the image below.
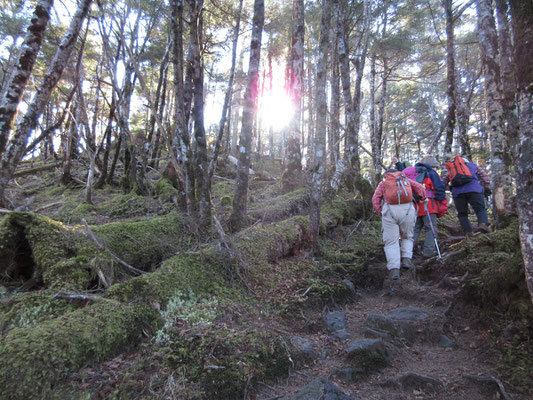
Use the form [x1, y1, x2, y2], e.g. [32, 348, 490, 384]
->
[413, 193, 421, 203]
[484, 188, 492, 197]
[437, 199, 448, 218]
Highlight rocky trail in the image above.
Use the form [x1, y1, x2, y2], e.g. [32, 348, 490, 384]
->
[252, 232, 527, 400]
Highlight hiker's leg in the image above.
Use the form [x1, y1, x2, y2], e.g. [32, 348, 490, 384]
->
[468, 192, 489, 224]
[422, 213, 437, 255]
[454, 194, 473, 233]
[382, 206, 401, 270]
[398, 203, 417, 259]
[412, 216, 424, 245]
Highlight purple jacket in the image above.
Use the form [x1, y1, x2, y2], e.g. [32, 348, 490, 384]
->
[441, 162, 485, 196]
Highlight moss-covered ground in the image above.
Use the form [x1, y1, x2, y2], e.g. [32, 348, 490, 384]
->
[1, 159, 531, 398]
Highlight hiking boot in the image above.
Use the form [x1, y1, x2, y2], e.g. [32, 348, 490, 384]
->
[477, 222, 491, 234]
[401, 257, 413, 269]
[389, 268, 400, 280]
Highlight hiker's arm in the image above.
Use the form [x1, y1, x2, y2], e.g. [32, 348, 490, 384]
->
[476, 166, 491, 189]
[408, 178, 427, 201]
[372, 182, 385, 215]
[431, 171, 447, 200]
[440, 169, 450, 190]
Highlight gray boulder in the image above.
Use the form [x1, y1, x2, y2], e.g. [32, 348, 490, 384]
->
[346, 339, 389, 371]
[290, 336, 320, 366]
[399, 372, 444, 392]
[364, 307, 429, 344]
[280, 377, 357, 400]
[324, 311, 347, 333]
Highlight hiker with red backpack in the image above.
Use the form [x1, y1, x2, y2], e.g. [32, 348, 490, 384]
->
[403, 156, 448, 258]
[372, 169, 427, 280]
[441, 156, 491, 234]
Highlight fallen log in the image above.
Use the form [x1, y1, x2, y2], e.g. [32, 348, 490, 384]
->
[12, 162, 61, 178]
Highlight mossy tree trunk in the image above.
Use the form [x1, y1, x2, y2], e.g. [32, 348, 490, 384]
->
[310, 0, 332, 247]
[230, 0, 264, 232]
[477, 0, 511, 221]
[509, 0, 533, 304]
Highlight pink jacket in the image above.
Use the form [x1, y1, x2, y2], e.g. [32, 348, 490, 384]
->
[372, 177, 426, 215]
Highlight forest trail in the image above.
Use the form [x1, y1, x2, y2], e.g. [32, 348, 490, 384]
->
[253, 228, 526, 400]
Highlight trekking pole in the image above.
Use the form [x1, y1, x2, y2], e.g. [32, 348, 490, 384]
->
[423, 199, 442, 260]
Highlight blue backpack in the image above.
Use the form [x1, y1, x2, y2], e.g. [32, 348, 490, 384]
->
[414, 163, 446, 200]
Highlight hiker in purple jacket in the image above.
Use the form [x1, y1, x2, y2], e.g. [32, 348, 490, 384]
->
[441, 157, 491, 234]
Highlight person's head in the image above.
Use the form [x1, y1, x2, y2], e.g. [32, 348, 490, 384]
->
[420, 155, 440, 169]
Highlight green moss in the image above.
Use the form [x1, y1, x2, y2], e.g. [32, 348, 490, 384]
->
[65, 203, 98, 224]
[211, 181, 234, 199]
[106, 251, 235, 305]
[153, 178, 180, 203]
[444, 218, 533, 389]
[248, 188, 309, 222]
[87, 212, 194, 272]
[0, 213, 78, 282]
[220, 195, 232, 206]
[0, 291, 77, 336]
[500, 333, 533, 388]
[305, 279, 354, 304]
[0, 300, 159, 399]
[100, 192, 154, 218]
[160, 317, 290, 399]
[42, 257, 91, 291]
[456, 220, 527, 312]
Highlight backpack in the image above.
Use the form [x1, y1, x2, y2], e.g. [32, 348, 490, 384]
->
[415, 164, 446, 200]
[383, 171, 413, 204]
[445, 156, 474, 187]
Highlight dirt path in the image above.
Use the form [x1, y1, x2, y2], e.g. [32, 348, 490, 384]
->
[253, 253, 526, 399]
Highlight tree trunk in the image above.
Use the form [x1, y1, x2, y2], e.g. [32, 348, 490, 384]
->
[336, 0, 357, 184]
[96, 94, 116, 188]
[508, 0, 533, 304]
[0, 0, 92, 206]
[171, 0, 196, 217]
[229, 0, 264, 232]
[330, 30, 340, 167]
[309, 0, 332, 247]
[495, 0, 520, 161]
[208, 0, 243, 180]
[443, 0, 456, 159]
[0, 0, 53, 155]
[351, 0, 371, 178]
[147, 37, 171, 168]
[369, 53, 377, 184]
[477, 0, 510, 219]
[282, 0, 304, 192]
[188, 0, 210, 229]
[306, 59, 315, 168]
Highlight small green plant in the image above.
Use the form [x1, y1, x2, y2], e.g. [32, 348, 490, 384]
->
[155, 290, 218, 345]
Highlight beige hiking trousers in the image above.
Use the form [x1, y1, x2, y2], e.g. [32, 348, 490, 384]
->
[381, 202, 416, 270]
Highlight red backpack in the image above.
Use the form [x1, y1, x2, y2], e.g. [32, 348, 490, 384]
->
[445, 156, 474, 187]
[383, 171, 413, 204]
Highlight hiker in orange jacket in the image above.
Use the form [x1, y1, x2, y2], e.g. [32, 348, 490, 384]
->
[372, 170, 427, 280]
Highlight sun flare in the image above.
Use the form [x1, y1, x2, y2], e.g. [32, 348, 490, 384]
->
[259, 87, 294, 131]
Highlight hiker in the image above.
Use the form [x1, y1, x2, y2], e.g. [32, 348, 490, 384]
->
[390, 156, 410, 171]
[372, 169, 427, 280]
[441, 155, 491, 234]
[403, 155, 448, 257]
